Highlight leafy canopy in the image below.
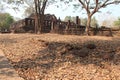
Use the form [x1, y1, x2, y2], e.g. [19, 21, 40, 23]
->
[113, 17, 120, 29]
[0, 13, 14, 31]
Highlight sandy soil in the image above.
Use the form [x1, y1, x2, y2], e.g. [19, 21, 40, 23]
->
[0, 33, 120, 80]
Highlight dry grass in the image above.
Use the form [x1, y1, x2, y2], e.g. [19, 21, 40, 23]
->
[0, 33, 120, 80]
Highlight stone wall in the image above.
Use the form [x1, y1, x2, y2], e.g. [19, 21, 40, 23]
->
[10, 14, 118, 36]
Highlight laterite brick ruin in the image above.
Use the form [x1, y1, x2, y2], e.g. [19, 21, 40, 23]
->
[10, 14, 116, 36]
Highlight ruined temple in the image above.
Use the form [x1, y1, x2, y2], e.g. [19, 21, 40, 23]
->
[10, 14, 114, 36]
[10, 14, 58, 33]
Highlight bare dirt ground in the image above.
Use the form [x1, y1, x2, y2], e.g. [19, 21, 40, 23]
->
[0, 33, 120, 80]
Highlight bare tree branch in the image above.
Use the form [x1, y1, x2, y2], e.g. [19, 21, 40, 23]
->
[77, 0, 120, 35]
[91, 0, 99, 16]
[78, 0, 90, 14]
[41, 0, 48, 14]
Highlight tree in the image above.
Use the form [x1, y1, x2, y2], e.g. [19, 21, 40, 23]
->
[76, 0, 120, 35]
[71, 17, 76, 23]
[34, 0, 48, 34]
[0, 13, 14, 31]
[81, 17, 98, 28]
[91, 17, 98, 28]
[24, 0, 58, 33]
[113, 17, 120, 29]
[64, 16, 72, 22]
[64, 16, 78, 23]
[1, 0, 57, 33]
[102, 20, 108, 27]
[81, 18, 87, 26]
[23, 0, 35, 17]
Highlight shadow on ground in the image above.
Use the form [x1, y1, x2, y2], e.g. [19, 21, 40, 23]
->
[11, 38, 120, 79]
[0, 56, 16, 77]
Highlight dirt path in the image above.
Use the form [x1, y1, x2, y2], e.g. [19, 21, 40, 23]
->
[0, 49, 24, 80]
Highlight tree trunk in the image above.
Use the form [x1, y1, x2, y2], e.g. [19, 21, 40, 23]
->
[85, 15, 91, 35]
[35, 13, 39, 34]
[37, 14, 44, 34]
[34, 0, 47, 34]
[34, 0, 39, 34]
[37, 17, 41, 34]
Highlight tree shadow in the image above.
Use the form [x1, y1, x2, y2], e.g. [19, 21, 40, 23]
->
[0, 56, 15, 77]
[39, 39, 120, 68]
[11, 38, 120, 79]
[0, 38, 17, 46]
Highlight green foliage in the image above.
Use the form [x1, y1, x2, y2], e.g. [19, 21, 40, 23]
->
[64, 16, 77, 23]
[81, 17, 98, 27]
[71, 17, 76, 23]
[64, 16, 72, 22]
[10, 0, 58, 17]
[113, 18, 120, 29]
[91, 17, 98, 28]
[0, 13, 14, 31]
[81, 18, 87, 26]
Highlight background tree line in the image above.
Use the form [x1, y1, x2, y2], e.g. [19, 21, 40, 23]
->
[113, 17, 120, 29]
[0, 13, 14, 32]
[64, 16, 98, 28]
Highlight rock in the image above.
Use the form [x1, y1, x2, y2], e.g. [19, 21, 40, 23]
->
[57, 47, 68, 56]
[56, 43, 81, 56]
[37, 39, 49, 47]
[103, 52, 115, 61]
[86, 43, 96, 49]
[42, 42, 49, 47]
[65, 44, 74, 50]
[70, 48, 89, 58]
[38, 39, 46, 43]
[57, 44, 73, 56]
